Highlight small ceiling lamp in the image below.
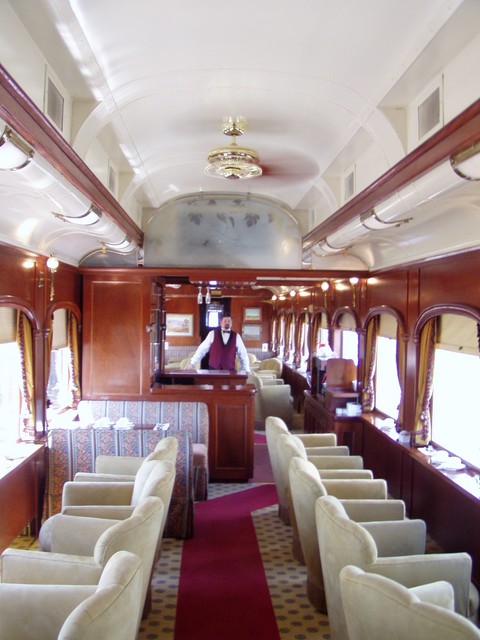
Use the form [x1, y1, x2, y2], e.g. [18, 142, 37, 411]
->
[360, 208, 411, 230]
[205, 117, 262, 180]
[46, 253, 59, 301]
[53, 204, 102, 226]
[197, 286, 203, 304]
[450, 141, 480, 180]
[318, 238, 350, 254]
[205, 286, 211, 304]
[0, 123, 34, 171]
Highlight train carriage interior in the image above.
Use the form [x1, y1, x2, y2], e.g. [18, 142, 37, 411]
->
[1, 1, 480, 638]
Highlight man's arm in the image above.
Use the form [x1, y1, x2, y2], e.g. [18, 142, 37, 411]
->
[189, 331, 214, 368]
[235, 334, 251, 372]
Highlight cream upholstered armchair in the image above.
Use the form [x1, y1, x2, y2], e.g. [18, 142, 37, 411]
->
[74, 435, 179, 478]
[257, 356, 283, 378]
[247, 373, 294, 427]
[316, 495, 479, 639]
[60, 459, 175, 546]
[289, 456, 411, 613]
[2, 497, 163, 628]
[265, 416, 337, 521]
[0, 550, 143, 640]
[278, 434, 385, 564]
[273, 429, 370, 525]
[340, 565, 480, 640]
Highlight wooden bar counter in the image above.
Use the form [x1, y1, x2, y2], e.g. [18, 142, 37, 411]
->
[151, 381, 255, 482]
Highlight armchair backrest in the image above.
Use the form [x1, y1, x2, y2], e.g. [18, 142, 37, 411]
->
[288, 456, 329, 612]
[93, 496, 164, 619]
[131, 459, 175, 508]
[315, 494, 378, 639]
[265, 418, 291, 519]
[339, 565, 480, 640]
[59, 550, 143, 640]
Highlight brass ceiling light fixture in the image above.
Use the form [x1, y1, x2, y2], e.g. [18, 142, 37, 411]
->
[205, 117, 262, 180]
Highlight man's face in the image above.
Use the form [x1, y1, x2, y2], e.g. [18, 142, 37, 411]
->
[220, 316, 232, 331]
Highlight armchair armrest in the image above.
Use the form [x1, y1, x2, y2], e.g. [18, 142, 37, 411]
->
[61, 505, 135, 519]
[1, 548, 102, 584]
[62, 481, 134, 507]
[341, 498, 406, 521]
[95, 455, 144, 475]
[308, 455, 364, 470]
[39, 514, 118, 554]
[296, 433, 337, 447]
[307, 445, 350, 456]
[362, 519, 427, 556]
[319, 469, 373, 479]
[322, 478, 387, 499]
[370, 552, 474, 616]
[410, 581, 455, 610]
[0, 584, 96, 640]
[75, 472, 135, 483]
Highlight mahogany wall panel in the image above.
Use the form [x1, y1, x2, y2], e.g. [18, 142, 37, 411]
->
[82, 274, 151, 397]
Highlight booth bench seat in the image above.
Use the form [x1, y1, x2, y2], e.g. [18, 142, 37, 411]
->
[47, 399, 210, 538]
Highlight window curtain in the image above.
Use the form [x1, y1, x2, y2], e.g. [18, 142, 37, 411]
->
[395, 323, 406, 429]
[270, 312, 278, 353]
[45, 313, 53, 402]
[68, 311, 81, 404]
[288, 315, 296, 363]
[362, 315, 377, 412]
[295, 312, 309, 368]
[413, 317, 437, 446]
[16, 311, 35, 437]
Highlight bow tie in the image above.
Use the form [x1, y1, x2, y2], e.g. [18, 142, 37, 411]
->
[222, 330, 231, 333]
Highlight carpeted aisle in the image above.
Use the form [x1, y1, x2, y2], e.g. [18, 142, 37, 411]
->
[174, 484, 280, 640]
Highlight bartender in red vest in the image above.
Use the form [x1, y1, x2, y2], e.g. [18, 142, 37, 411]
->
[188, 313, 251, 372]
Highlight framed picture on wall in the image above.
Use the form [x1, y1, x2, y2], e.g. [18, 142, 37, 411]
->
[165, 313, 194, 337]
[242, 324, 262, 341]
[243, 307, 261, 322]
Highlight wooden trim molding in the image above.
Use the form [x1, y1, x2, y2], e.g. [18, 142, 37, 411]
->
[413, 303, 480, 343]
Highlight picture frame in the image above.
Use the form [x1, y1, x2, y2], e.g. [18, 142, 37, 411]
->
[243, 307, 261, 322]
[242, 324, 262, 341]
[165, 313, 194, 337]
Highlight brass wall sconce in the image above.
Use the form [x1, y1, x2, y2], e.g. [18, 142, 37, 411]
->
[349, 276, 359, 307]
[321, 281, 330, 306]
[46, 253, 59, 301]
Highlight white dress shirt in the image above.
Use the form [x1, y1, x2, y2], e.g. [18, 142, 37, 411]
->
[190, 329, 250, 372]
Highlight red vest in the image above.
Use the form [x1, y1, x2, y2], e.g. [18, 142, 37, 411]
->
[209, 329, 237, 370]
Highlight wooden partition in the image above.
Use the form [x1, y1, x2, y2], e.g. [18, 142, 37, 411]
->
[151, 384, 255, 482]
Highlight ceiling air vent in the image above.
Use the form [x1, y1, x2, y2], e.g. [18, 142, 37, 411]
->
[344, 168, 355, 201]
[417, 86, 440, 141]
[45, 76, 65, 131]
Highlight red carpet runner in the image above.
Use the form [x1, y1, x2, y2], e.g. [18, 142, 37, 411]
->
[174, 483, 280, 639]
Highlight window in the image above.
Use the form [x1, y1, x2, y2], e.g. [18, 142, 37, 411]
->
[0, 306, 31, 446]
[375, 335, 401, 420]
[206, 303, 223, 328]
[0, 341, 22, 446]
[431, 314, 480, 468]
[340, 330, 358, 365]
[46, 309, 75, 413]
